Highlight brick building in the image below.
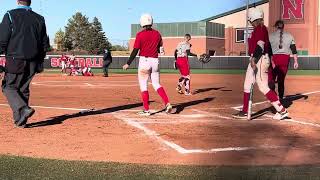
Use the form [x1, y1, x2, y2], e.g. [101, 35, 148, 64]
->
[130, 0, 319, 56]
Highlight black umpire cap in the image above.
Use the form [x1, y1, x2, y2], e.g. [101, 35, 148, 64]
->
[18, 0, 31, 5]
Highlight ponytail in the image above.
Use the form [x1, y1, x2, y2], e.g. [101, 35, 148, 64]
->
[275, 20, 285, 49]
[279, 28, 283, 49]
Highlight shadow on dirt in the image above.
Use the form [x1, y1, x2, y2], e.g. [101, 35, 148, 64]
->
[173, 97, 215, 114]
[193, 87, 232, 95]
[251, 93, 309, 120]
[26, 102, 150, 128]
[139, 97, 215, 116]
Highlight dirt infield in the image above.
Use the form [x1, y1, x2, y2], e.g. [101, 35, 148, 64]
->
[0, 73, 319, 166]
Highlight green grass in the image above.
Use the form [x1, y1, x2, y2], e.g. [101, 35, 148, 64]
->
[0, 155, 319, 180]
[44, 69, 320, 75]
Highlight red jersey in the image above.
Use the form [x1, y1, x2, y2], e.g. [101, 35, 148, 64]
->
[69, 59, 76, 66]
[60, 55, 68, 62]
[248, 25, 270, 56]
[133, 29, 162, 58]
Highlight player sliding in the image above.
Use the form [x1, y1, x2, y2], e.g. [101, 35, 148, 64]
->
[123, 14, 173, 116]
[174, 34, 198, 95]
[233, 8, 289, 120]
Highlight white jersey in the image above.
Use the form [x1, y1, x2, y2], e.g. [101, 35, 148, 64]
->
[269, 30, 295, 55]
[176, 41, 191, 57]
[69, 55, 76, 61]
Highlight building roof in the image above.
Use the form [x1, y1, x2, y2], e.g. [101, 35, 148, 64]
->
[202, 0, 269, 22]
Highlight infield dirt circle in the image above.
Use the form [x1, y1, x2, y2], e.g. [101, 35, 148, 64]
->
[0, 74, 319, 166]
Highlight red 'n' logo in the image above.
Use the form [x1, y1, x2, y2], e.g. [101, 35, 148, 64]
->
[282, 0, 304, 20]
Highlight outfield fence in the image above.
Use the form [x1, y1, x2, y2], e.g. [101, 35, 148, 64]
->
[1, 55, 320, 70]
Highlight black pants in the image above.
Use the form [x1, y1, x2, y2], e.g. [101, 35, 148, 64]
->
[103, 61, 111, 76]
[2, 61, 37, 122]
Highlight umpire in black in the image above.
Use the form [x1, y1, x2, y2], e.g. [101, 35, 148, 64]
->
[0, 0, 50, 128]
[102, 49, 112, 77]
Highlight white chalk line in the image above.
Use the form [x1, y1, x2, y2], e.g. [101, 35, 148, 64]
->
[112, 112, 320, 154]
[181, 144, 320, 154]
[230, 90, 320, 128]
[32, 80, 136, 83]
[232, 106, 320, 128]
[192, 109, 271, 121]
[31, 83, 137, 88]
[1, 102, 318, 154]
[112, 113, 184, 153]
[263, 114, 320, 128]
[31, 80, 137, 88]
[231, 90, 320, 109]
[0, 103, 89, 111]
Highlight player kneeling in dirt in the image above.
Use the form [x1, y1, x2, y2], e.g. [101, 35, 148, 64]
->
[81, 64, 94, 76]
[233, 8, 289, 120]
[174, 34, 199, 96]
[123, 14, 173, 116]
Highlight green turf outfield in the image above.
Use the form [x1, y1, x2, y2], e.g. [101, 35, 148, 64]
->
[44, 69, 320, 75]
[0, 155, 319, 180]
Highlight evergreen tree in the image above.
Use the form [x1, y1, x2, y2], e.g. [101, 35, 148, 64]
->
[64, 12, 91, 51]
[54, 29, 65, 51]
[86, 17, 111, 54]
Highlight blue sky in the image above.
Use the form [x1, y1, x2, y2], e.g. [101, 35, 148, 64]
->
[0, 0, 252, 45]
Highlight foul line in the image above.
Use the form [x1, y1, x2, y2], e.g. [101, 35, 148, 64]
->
[0, 103, 88, 111]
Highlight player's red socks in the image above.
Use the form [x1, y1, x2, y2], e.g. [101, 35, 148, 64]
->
[157, 87, 170, 105]
[266, 90, 286, 112]
[266, 90, 279, 102]
[242, 92, 250, 113]
[141, 91, 149, 111]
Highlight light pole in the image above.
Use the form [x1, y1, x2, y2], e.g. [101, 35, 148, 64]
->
[245, 0, 249, 56]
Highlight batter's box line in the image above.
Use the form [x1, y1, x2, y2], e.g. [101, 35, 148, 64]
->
[231, 90, 320, 110]
[112, 113, 320, 154]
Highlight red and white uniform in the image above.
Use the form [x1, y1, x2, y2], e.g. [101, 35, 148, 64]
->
[242, 25, 285, 113]
[60, 55, 68, 70]
[268, 30, 296, 99]
[82, 65, 94, 76]
[176, 41, 191, 77]
[133, 28, 170, 111]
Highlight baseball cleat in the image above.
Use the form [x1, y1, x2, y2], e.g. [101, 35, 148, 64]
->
[184, 90, 192, 96]
[137, 110, 151, 116]
[232, 111, 248, 119]
[165, 103, 173, 114]
[273, 110, 289, 120]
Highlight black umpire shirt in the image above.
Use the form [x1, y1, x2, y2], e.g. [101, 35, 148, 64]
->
[0, 6, 50, 73]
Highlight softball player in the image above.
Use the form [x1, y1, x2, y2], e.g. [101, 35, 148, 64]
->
[60, 53, 68, 74]
[269, 20, 299, 101]
[233, 8, 289, 120]
[123, 14, 172, 116]
[174, 34, 198, 95]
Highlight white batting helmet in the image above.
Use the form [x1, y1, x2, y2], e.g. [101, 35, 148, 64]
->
[140, 13, 153, 27]
[248, 8, 264, 22]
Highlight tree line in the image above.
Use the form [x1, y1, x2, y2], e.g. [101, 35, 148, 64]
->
[54, 12, 112, 55]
